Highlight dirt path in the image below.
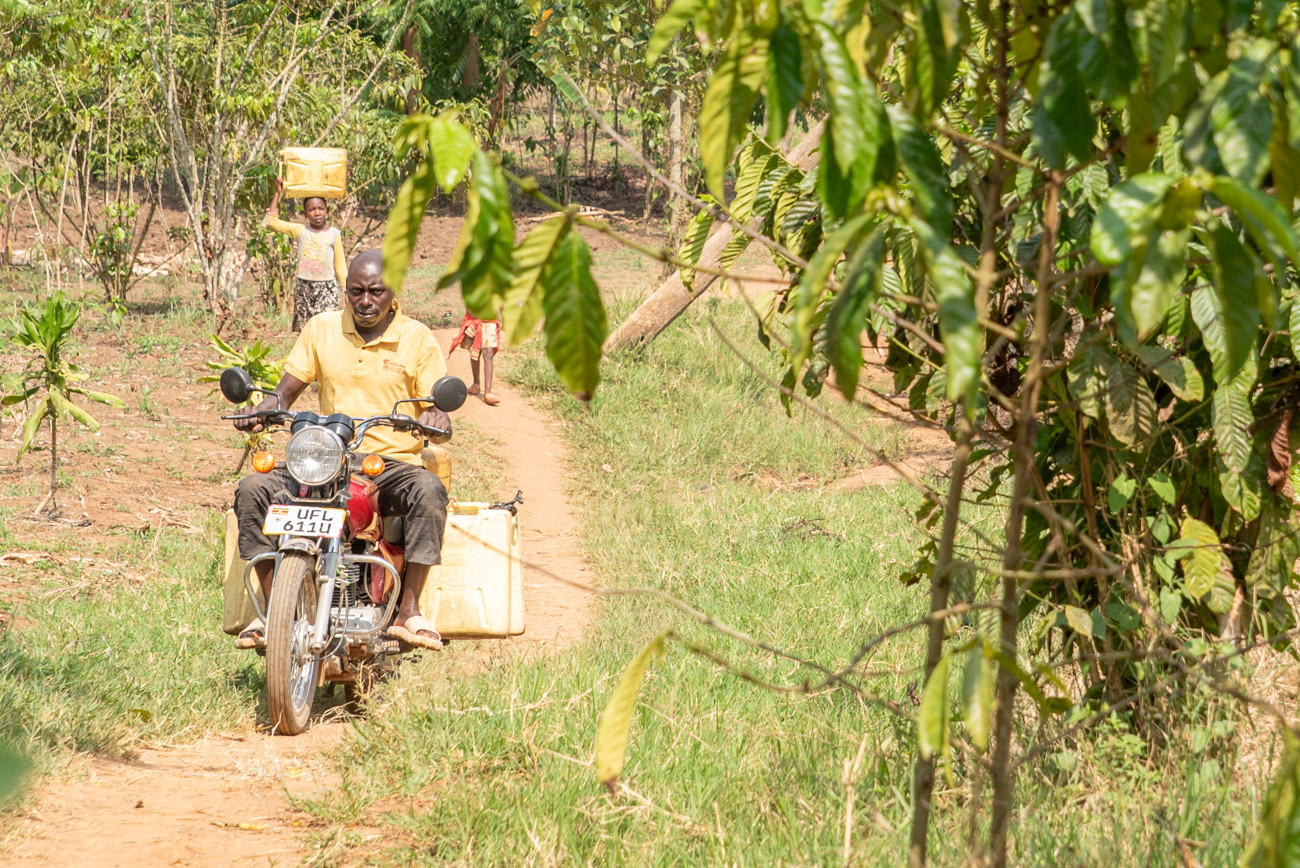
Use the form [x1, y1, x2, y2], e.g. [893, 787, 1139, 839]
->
[1, 353, 593, 867]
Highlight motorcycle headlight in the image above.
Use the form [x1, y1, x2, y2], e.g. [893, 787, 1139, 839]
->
[285, 427, 344, 486]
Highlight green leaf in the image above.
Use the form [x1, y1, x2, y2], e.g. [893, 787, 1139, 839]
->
[382, 155, 439, 296]
[1190, 285, 1240, 386]
[1104, 357, 1158, 447]
[1241, 734, 1300, 868]
[1133, 345, 1203, 402]
[1212, 378, 1254, 474]
[0, 386, 37, 406]
[1120, 228, 1190, 339]
[1063, 605, 1092, 636]
[1206, 220, 1263, 381]
[427, 116, 474, 192]
[1290, 292, 1300, 362]
[1210, 175, 1300, 277]
[1032, 10, 1095, 169]
[961, 644, 993, 753]
[766, 20, 803, 142]
[678, 208, 716, 291]
[1179, 516, 1224, 601]
[1090, 608, 1107, 640]
[502, 217, 570, 349]
[1105, 601, 1142, 633]
[1149, 472, 1177, 506]
[1108, 475, 1137, 512]
[392, 114, 431, 159]
[700, 33, 769, 199]
[911, 0, 961, 118]
[825, 225, 886, 398]
[790, 214, 873, 371]
[730, 150, 777, 224]
[1068, 341, 1108, 421]
[541, 232, 608, 401]
[16, 396, 48, 459]
[911, 219, 979, 411]
[646, 0, 707, 63]
[889, 105, 952, 231]
[441, 152, 514, 319]
[814, 23, 866, 176]
[74, 388, 126, 408]
[1090, 174, 1175, 266]
[1211, 42, 1273, 187]
[548, 72, 583, 105]
[918, 653, 949, 760]
[595, 632, 668, 786]
[49, 388, 99, 432]
[1220, 455, 1265, 522]
[1245, 496, 1300, 597]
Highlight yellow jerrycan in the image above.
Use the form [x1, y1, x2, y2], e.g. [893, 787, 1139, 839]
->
[420, 501, 525, 639]
[280, 147, 347, 199]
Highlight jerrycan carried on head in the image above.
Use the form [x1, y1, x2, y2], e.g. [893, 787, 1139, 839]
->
[280, 147, 347, 199]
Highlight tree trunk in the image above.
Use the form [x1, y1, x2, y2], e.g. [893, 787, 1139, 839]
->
[48, 416, 58, 512]
[642, 113, 655, 221]
[908, 423, 974, 866]
[463, 34, 480, 90]
[666, 88, 685, 255]
[402, 25, 420, 115]
[604, 119, 825, 352]
[990, 174, 1062, 868]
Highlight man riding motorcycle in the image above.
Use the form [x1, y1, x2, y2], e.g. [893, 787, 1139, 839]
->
[232, 248, 449, 650]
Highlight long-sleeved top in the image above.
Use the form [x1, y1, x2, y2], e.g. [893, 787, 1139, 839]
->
[262, 214, 347, 286]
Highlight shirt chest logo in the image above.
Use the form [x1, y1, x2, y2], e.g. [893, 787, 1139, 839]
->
[380, 358, 408, 376]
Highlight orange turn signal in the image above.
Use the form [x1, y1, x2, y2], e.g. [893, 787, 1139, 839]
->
[252, 451, 276, 473]
[361, 454, 385, 477]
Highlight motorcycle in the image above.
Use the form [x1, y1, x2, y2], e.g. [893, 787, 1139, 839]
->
[218, 366, 467, 734]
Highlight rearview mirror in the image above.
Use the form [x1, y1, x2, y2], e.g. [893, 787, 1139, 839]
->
[431, 376, 467, 412]
[219, 367, 255, 404]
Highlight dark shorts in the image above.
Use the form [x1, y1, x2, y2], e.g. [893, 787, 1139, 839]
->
[234, 459, 448, 565]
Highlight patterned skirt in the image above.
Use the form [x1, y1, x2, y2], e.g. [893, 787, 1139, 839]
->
[292, 278, 339, 331]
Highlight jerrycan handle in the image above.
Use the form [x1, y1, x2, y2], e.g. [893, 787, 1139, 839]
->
[489, 490, 523, 515]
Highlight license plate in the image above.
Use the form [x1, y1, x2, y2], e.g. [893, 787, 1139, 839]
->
[263, 505, 346, 538]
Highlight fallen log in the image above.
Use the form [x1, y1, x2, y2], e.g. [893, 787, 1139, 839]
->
[604, 120, 825, 353]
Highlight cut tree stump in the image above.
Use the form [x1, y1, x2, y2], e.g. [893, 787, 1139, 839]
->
[604, 120, 825, 353]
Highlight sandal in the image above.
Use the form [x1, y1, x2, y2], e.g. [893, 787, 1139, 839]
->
[234, 617, 266, 650]
[388, 615, 444, 650]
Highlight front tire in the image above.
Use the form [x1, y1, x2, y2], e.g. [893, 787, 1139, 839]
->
[265, 551, 320, 734]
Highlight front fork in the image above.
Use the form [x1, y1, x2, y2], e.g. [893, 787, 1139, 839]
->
[242, 533, 404, 651]
[310, 537, 341, 653]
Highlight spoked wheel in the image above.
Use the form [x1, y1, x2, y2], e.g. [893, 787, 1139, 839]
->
[265, 551, 320, 735]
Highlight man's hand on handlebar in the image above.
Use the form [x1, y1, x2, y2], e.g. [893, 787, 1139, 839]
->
[417, 407, 452, 443]
[233, 395, 283, 433]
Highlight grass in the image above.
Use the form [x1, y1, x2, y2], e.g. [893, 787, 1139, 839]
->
[285, 297, 1271, 866]
[0, 270, 1273, 863]
[0, 511, 265, 801]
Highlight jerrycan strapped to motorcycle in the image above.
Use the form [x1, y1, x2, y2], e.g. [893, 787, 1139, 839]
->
[280, 147, 347, 199]
[419, 500, 525, 639]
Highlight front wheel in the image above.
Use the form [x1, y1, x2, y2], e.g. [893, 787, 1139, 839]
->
[265, 551, 320, 734]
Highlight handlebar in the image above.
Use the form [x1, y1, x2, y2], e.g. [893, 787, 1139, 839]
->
[221, 409, 297, 423]
[225, 409, 448, 443]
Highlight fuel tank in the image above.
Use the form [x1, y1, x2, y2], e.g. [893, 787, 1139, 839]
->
[346, 475, 382, 541]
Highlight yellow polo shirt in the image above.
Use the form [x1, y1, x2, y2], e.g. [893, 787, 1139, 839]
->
[283, 307, 447, 465]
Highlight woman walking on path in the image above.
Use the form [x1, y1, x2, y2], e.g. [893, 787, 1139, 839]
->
[263, 179, 347, 331]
